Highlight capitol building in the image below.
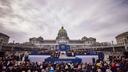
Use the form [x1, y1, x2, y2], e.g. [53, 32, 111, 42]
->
[0, 26, 127, 53]
[29, 26, 110, 50]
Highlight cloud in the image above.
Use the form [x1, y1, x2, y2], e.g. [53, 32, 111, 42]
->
[0, 0, 128, 43]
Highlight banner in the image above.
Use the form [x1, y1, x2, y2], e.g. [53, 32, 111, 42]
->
[58, 44, 70, 51]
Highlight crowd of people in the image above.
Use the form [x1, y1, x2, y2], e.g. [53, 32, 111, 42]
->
[0, 51, 128, 72]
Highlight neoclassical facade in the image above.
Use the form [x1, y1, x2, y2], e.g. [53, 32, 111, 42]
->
[0, 33, 9, 44]
[116, 32, 128, 46]
[29, 27, 98, 50]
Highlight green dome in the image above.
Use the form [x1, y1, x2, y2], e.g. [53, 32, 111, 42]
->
[56, 26, 69, 39]
[58, 26, 67, 36]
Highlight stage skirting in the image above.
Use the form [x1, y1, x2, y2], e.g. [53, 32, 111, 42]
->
[45, 57, 81, 64]
[28, 55, 98, 64]
[76, 55, 98, 63]
[28, 55, 50, 62]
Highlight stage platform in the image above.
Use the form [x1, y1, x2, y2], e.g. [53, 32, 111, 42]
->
[28, 55, 98, 64]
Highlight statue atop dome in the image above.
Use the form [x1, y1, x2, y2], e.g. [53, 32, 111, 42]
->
[56, 26, 69, 40]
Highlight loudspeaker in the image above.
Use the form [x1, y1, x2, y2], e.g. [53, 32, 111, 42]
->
[124, 51, 128, 58]
[0, 51, 5, 57]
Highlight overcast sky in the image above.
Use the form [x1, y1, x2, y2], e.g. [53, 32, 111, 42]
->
[0, 0, 128, 43]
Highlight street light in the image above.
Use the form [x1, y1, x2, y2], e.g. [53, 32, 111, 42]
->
[0, 43, 2, 51]
[112, 41, 115, 52]
[124, 38, 127, 51]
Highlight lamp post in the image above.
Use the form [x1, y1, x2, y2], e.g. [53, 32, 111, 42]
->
[112, 41, 115, 52]
[0, 40, 3, 51]
[124, 38, 127, 51]
[0, 43, 2, 51]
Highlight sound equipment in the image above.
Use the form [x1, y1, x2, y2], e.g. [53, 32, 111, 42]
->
[124, 51, 128, 58]
[0, 51, 5, 57]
